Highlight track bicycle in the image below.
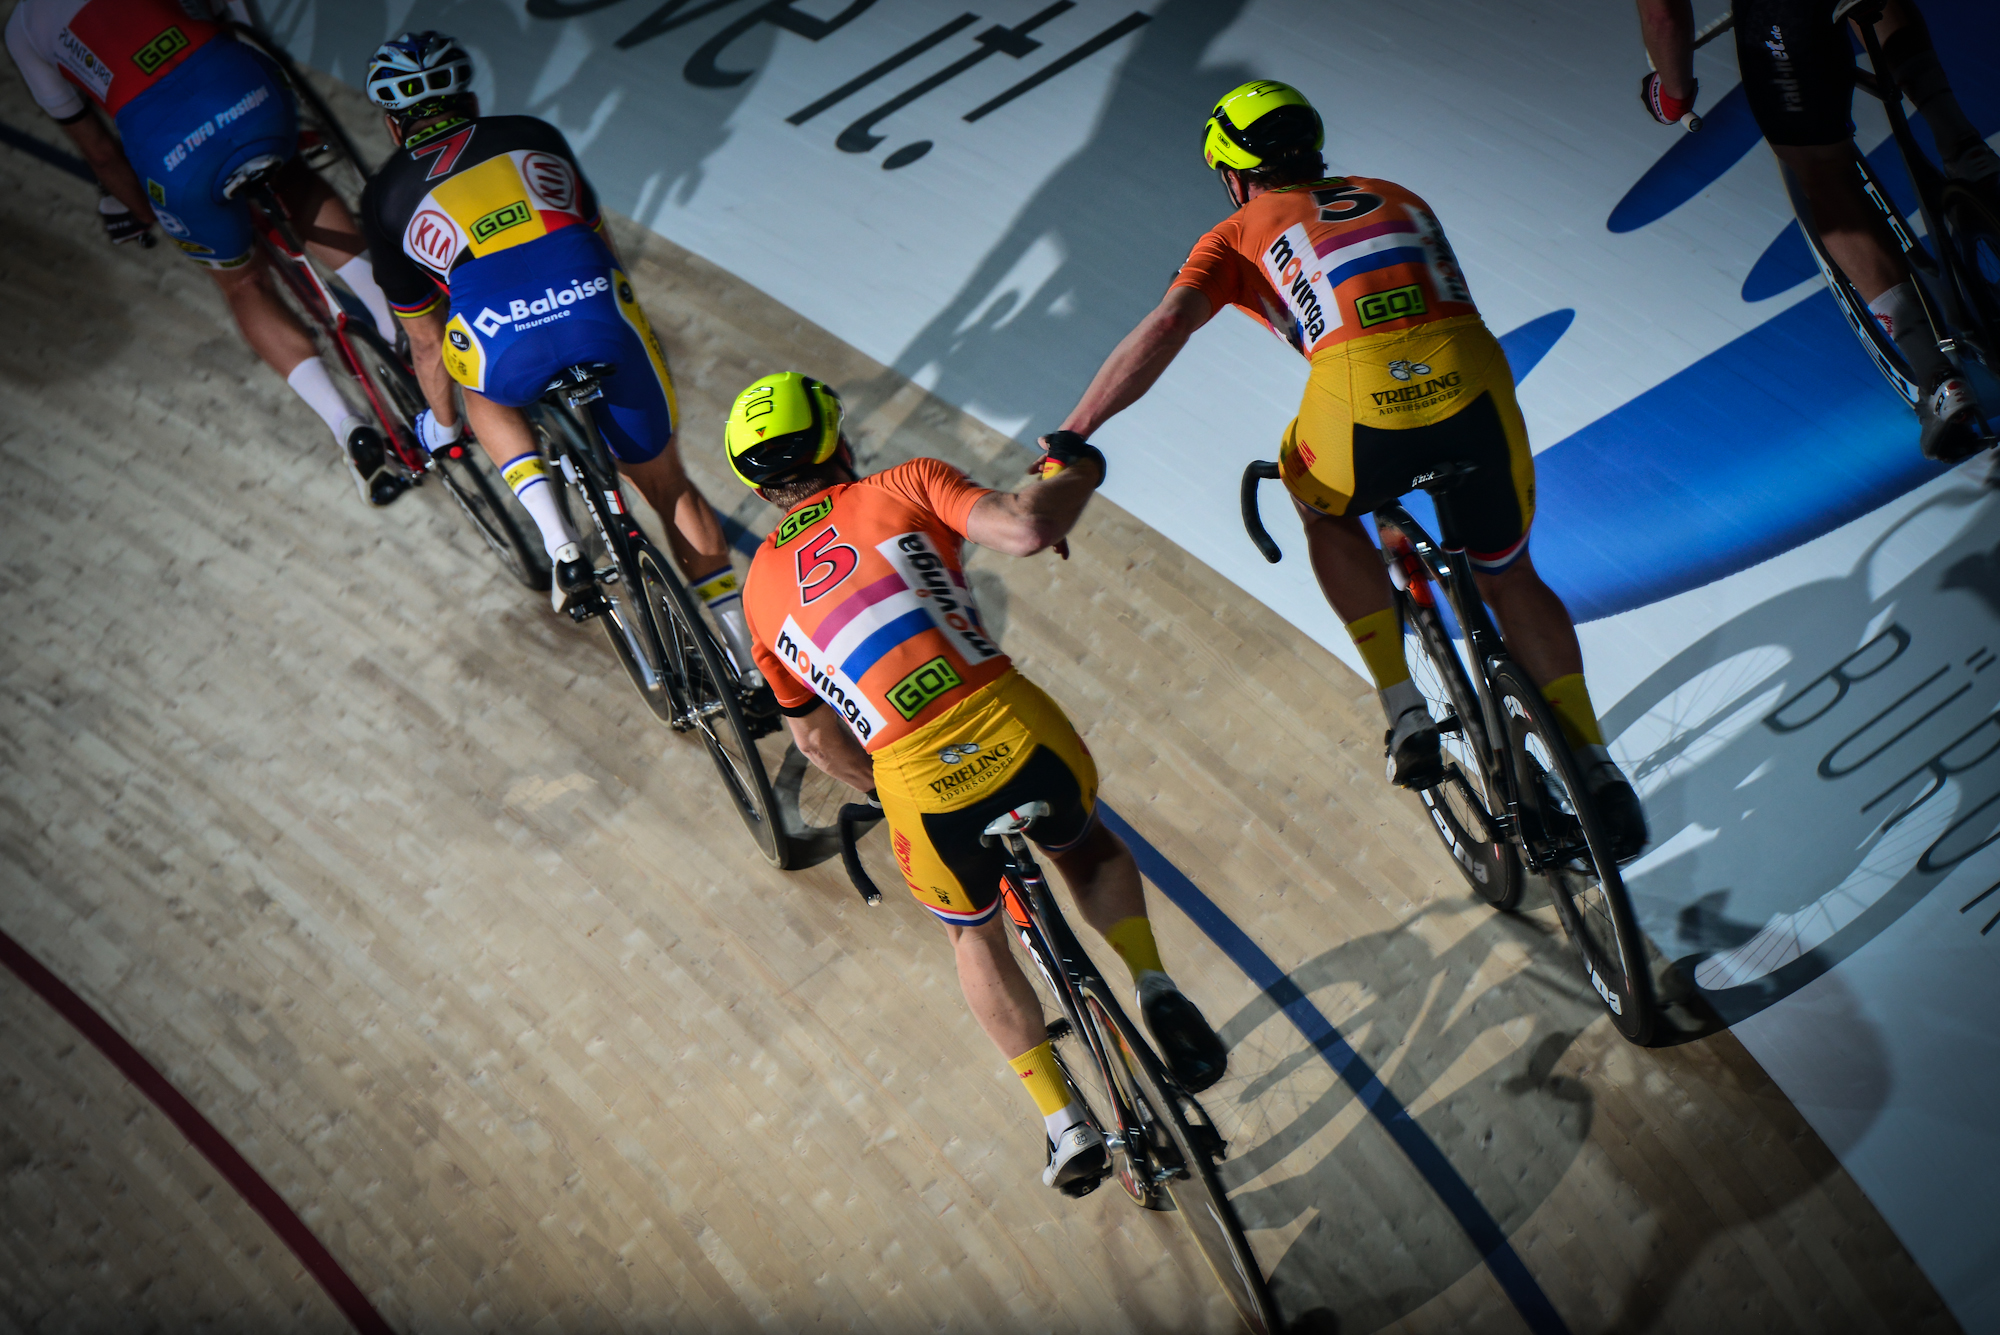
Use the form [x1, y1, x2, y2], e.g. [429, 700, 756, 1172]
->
[221, 157, 549, 591]
[1680, 3, 2000, 443]
[834, 800, 1281, 1334]
[1242, 461, 1658, 1045]
[527, 364, 792, 865]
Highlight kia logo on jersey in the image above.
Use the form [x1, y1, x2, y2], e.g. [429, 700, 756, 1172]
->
[405, 208, 465, 274]
[521, 152, 577, 214]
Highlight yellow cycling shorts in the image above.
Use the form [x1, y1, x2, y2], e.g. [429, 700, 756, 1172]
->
[871, 669, 1100, 928]
[1281, 315, 1538, 571]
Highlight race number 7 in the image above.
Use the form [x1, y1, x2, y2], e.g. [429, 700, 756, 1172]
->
[797, 526, 858, 603]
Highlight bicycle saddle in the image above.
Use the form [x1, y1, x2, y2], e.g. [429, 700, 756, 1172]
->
[543, 361, 619, 405]
[981, 802, 1051, 842]
[220, 154, 287, 200]
[1407, 459, 1479, 493]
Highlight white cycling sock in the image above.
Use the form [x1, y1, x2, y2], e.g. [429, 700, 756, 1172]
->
[1869, 281, 1948, 384]
[499, 452, 578, 558]
[286, 356, 353, 441]
[1378, 677, 1425, 726]
[691, 566, 757, 671]
[335, 254, 398, 343]
[1044, 1100, 1087, 1142]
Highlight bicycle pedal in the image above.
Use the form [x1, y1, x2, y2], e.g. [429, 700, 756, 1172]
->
[595, 566, 620, 585]
[1058, 1166, 1108, 1200]
[1045, 1017, 1073, 1042]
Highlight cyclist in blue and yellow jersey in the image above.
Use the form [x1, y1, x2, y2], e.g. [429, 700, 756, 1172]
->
[1052, 81, 1648, 859]
[4, 0, 409, 503]
[730, 372, 1228, 1194]
[1637, 0, 1988, 463]
[357, 32, 751, 659]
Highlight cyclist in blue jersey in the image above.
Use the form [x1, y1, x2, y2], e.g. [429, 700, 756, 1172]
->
[357, 33, 754, 664]
[4, 0, 411, 502]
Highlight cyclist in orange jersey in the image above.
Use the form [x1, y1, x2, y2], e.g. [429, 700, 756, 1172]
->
[1049, 80, 1647, 860]
[729, 372, 1227, 1194]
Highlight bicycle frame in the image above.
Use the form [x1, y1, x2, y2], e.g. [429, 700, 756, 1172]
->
[242, 179, 429, 476]
[534, 372, 683, 708]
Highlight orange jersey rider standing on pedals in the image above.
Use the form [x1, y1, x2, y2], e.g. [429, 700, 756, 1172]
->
[729, 372, 1227, 1196]
[1055, 80, 1648, 860]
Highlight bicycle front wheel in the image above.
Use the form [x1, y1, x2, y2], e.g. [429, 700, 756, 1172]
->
[638, 547, 789, 867]
[1400, 592, 1521, 909]
[1082, 978, 1280, 1335]
[1492, 662, 1656, 1045]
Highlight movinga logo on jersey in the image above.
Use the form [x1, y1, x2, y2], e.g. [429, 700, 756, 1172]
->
[879, 533, 1001, 663]
[1261, 225, 1338, 347]
[775, 617, 886, 741]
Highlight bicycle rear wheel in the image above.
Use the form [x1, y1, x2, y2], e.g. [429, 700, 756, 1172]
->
[1081, 977, 1280, 1335]
[1780, 158, 1920, 406]
[1400, 592, 1521, 909]
[1493, 662, 1656, 1045]
[639, 547, 789, 867]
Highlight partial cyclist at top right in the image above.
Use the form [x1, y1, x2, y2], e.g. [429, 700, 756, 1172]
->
[1637, 0, 1994, 461]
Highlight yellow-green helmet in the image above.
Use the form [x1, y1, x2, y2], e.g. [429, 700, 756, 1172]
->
[1201, 80, 1324, 171]
[724, 372, 844, 487]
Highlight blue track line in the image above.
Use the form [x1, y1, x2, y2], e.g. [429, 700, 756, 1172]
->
[1096, 804, 1571, 1335]
[7, 118, 1566, 1334]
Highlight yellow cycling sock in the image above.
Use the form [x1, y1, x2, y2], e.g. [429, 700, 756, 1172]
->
[1541, 673, 1606, 750]
[1008, 1040, 1073, 1118]
[1103, 915, 1165, 981]
[1345, 608, 1410, 691]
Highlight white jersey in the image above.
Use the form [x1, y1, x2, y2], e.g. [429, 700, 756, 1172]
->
[4, 0, 249, 121]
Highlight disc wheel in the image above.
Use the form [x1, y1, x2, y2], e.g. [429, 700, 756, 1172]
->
[1493, 662, 1656, 1045]
[1400, 592, 1522, 909]
[640, 547, 789, 867]
[1081, 978, 1281, 1335]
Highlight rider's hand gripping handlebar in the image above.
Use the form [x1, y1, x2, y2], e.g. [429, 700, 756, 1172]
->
[1240, 460, 1283, 564]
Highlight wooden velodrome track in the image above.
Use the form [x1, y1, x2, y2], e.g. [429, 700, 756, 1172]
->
[0, 63, 1959, 1334]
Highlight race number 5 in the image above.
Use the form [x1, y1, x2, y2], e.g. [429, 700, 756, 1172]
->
[1312, 183, 1382, 223]
[797, 527, 858, 603]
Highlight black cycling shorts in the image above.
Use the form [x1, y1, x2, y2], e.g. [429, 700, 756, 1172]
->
[1349, 391, 1535, 573]
[1734, 0, 1858, 147]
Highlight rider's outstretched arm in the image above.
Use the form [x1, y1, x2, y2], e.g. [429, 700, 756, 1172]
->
[787, 702, 876, 792]
[1059, 286, 1212, 439]
[964, 454, 1104, 557]
[1635, 0, 1696, 104]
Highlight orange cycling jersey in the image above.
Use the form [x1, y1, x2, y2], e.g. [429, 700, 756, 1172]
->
[1172, 176, 1477, 357]
[744, 459, 1009, 751]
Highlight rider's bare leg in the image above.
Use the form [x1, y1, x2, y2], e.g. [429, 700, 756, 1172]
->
[1471, 551, 1584, 688]
[1773, 142, 1905, 304]
[463, 392, 577, 559]
[944, 913, 1090, 1148]
[1046, 822, 1148, 956]
[209, 255, 360, 450]
[615, 445, 731, 577]
[1294, 503, 1432, 743]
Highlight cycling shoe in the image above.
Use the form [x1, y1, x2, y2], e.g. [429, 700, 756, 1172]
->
[342, 418, 410, 507]
[1580, 747, 1649, 862]
[1919, 369, 1985, 463]
[1384, 705, 1444, 790]
[1138, 971, 1228, 1093]
[1043, 1123, 1108, 1196]
[551, 544, 598, 618]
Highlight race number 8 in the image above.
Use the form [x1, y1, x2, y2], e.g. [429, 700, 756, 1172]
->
[797, 526, 858, 603]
